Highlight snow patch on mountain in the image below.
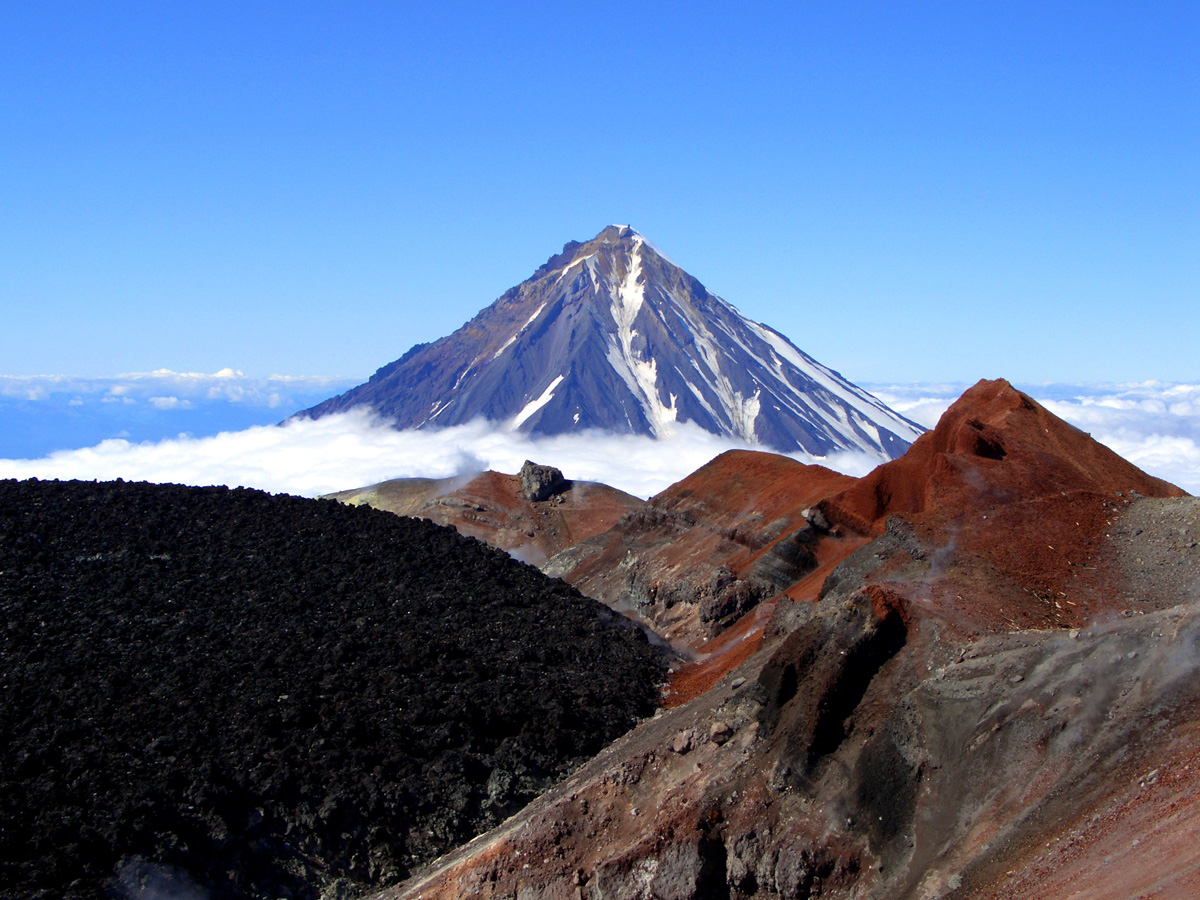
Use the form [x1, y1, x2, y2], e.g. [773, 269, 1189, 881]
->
[610, 235, 646, 329]
[602, 236, 681, 437]
[554, 252, 597, 286]
[493, 302, 548, 360]
[747, 321, 923, 442]
[512, 375, 564, 430]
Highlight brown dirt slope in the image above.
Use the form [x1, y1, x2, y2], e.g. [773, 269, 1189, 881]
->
[374, 380, 1200, 900]
[814, 378, 1186, 635]
[326, 470, 644, 567]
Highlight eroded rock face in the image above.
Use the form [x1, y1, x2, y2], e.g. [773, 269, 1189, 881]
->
[544, 451, 856, 649]
[378, 514, 1200, 900]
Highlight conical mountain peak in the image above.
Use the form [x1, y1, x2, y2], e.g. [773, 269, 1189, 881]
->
[299, 229, 923, 460]
[532, 226, 659, 292]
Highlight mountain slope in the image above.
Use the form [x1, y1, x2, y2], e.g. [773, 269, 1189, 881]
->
[542, 450, 859, 649]
[374, 381, 1199, 900]
[0, 480, 666, 900]
[300, 226, 923, 458]
[323, 464, 645, 568]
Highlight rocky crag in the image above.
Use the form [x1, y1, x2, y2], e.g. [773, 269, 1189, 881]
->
[542, 451, 859, 651]
[323, 461, 645, 569]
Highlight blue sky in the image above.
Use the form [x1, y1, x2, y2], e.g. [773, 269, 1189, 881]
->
[3, 2, 1196, 385]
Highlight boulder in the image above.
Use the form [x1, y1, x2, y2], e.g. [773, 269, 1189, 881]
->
[520, 460, 567, 502]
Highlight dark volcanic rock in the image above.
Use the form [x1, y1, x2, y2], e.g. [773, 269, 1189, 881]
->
[0, 478, 667, 900]
[518, 460, 567, 502]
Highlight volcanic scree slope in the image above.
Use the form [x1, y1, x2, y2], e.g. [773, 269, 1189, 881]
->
[0, 480, 667, 900]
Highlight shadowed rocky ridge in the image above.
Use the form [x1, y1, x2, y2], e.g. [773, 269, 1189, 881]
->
[0, 480, 667, 900]
[373, 380, 1200, 900]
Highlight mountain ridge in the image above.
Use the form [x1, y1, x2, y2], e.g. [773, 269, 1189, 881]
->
[369, 379, 1200, 900]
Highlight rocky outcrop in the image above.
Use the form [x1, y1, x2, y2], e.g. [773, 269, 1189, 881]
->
[818, 378, 1184, 539]
[519, 460, 567, 502]
[543, 451, 857, 649]
[325, 468, 644, 568]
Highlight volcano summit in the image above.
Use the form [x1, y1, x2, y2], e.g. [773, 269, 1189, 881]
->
[300, 226, 922, 458]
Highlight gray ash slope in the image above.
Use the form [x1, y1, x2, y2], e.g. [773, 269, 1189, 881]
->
[0, 478, 667, 900]
[299, 226, 923, 458]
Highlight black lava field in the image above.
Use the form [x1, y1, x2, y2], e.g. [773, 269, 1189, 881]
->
[0, 478, 667, 900]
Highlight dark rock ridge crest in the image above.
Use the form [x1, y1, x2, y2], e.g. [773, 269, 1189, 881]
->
[297, 226, 923, 459]
[0, 479, 667, 900]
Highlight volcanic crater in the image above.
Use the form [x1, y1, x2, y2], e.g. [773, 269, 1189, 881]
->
[365, 380, 1200, 900]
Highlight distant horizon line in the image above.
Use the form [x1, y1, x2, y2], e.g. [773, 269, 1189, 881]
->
[3, 371, 1198, 387]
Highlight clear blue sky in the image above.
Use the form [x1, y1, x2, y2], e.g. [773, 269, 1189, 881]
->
[2, 1, 1197, 384]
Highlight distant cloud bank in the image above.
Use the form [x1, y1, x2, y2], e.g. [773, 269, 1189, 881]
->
[0, 370, 358, 459]
[1, 378, 1197, 498]
[0, 369, 354, 407]
[0, 411, 881, 500]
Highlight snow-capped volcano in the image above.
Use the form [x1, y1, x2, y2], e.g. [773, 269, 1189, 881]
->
[299, 225, 923, 458]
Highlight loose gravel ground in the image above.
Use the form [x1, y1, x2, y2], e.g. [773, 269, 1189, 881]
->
[1107, 495, 1200, 611]
[0, 478, 666, 900]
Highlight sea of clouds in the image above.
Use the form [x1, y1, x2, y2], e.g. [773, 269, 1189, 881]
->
[1, 374, 1197, 498]
[0, 406, 887, 500]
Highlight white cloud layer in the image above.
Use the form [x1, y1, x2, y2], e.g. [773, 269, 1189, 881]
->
[0, 411, 885, 500]
[2, 381, 1197, 498]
